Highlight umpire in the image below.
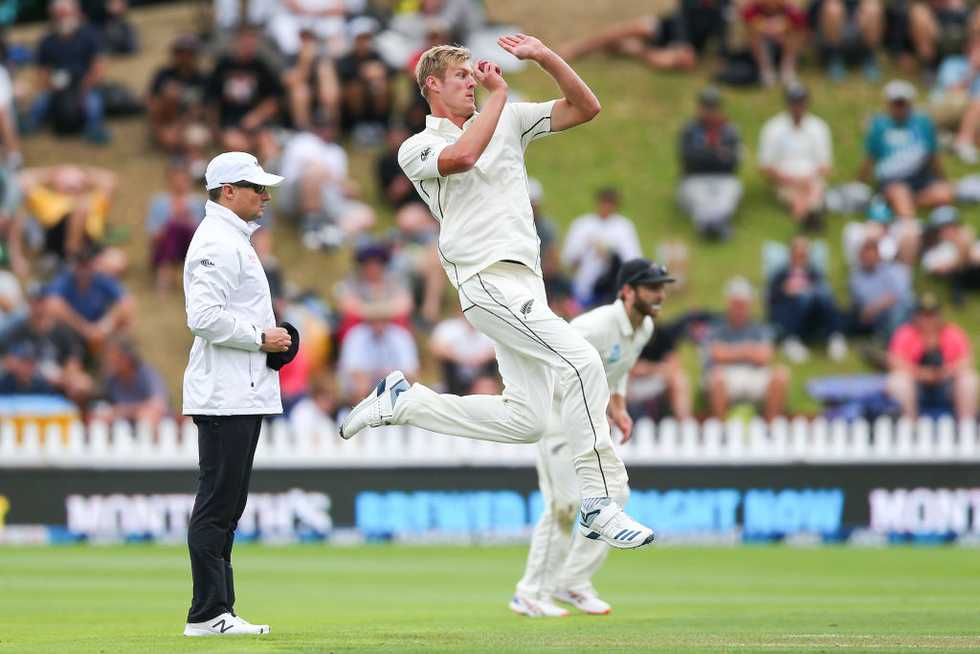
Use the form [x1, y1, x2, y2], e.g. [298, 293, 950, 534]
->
[181, 152, 291, 637]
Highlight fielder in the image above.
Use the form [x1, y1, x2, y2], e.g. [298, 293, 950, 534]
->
[511, 260, 674, 618]
[340, 36, 655, 549]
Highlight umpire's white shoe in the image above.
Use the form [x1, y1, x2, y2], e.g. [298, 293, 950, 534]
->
[508, 594, 569, 617]
[339, 371, 409, 440]
[577, 498, 655, 549]
[183, 612, 270, 636]
[553, 589, 612, 615]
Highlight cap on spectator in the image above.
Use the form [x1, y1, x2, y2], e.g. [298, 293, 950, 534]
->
[349, 16, 378, 39]
[205, 152, 284, 190]
[785, 82, 808, 104]
[915, 291, 941, 315]
[527, 177, 543, 205]
[884, 79, 917, 103]
[354, 238, 390, 264]
[928, 205, 959, 229]
[172, 34, 199, 53]
[725, 276, 755, 300]
[616, 258, 675, 290]
[698, 86, 722, 107]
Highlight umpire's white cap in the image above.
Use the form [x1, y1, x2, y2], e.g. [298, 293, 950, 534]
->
[205, 152, 284, 190]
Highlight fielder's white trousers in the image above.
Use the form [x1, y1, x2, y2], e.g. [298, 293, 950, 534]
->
[391, 262, 625, 499]
[515, 411, 630, 599]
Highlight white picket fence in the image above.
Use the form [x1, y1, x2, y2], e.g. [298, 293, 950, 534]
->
[0, 415, 978, 469]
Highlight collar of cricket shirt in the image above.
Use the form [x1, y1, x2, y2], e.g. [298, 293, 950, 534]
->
[426, 111, 479, 135]
[613, 299, 635, 337]
[206, 200, 262, 238]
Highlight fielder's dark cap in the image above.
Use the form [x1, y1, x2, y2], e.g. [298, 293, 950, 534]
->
[617, 258, 675, 290]
[266, 321, 300, 371]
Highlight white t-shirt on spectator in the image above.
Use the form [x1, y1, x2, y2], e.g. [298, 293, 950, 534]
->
[758, 112, 832, 178]
[0, 67, 13, 113]
[280, 132, 348, 185]
[338, 322, 419, 390]
[431, 317, 495, 363]
[561, 212, 643, 301]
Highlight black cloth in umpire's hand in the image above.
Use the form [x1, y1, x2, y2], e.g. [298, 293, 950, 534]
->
[266, 321, 299, 370]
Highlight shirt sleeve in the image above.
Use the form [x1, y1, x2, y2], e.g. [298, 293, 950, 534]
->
[889, 325, 916, 363]
[398, 134, 449, 182]
[184, 244, 263, 351]
[509, 100, 557, 146]
[758, 120, 777, 168]
[865, 117, 883, 159]
[817, 119, 833, 168]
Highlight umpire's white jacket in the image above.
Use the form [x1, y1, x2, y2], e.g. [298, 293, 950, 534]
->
[181, 200, 282, 416]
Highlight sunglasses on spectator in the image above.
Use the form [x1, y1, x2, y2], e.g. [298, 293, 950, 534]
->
[229, 181, 267, 194]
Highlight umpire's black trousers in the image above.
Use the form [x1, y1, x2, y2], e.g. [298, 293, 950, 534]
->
[186, 414, 262, 623]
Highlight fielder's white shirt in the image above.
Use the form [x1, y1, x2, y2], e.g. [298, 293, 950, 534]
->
[757, 112, 833, 178]
[571, 299, 654, 396]
[397, 100, 557, 287]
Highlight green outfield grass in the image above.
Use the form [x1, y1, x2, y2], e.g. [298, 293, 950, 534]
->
[1, 544, 978, 653]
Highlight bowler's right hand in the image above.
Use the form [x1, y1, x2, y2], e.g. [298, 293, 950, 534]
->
[261, 327, 291, 353]
[474, 59, 507, 94]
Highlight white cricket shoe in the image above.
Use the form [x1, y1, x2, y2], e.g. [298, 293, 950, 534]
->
[339, 371, 409, 440]
[508, 594, 570, 617]
[578, 499, 655, 549]
[553, 589, 612, 615]
[183, 612, 270, 636]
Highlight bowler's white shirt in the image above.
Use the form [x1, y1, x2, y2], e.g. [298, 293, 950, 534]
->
[571, 299, 654, 396]
[397, 100, 557, 287]
[561, 213, 643, 301]
[758, 112, 832, 178]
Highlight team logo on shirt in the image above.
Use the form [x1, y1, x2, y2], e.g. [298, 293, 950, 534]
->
[607, 344, 621, 364]
[420, 146, 432, 162]
[519, 299, 534, 318]
[200, 258, 215, 267]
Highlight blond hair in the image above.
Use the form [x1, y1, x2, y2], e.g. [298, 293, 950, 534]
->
[414, 44, 471, 100]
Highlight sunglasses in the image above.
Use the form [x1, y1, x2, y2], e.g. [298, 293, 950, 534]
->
[229, 181, 267, 194]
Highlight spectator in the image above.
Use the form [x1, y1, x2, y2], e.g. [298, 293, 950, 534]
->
[92, 0, 139, 55]
[861, 80, 953, 225]
[627, 315, 693, 420]
[45, 246, 133, 354]
[289, 373, 338, 438]
[811, 0, 883, 81]
[18, 164, 120, 266]
[562, 188, 642, 308]
[277, 115, 375, 248]
[213, 0, 277, 32]
[206, 24, 283, 152]
[0, 341, 58, 395]
[337, 17, 395, 144]
[93, 338, 168, 426]
[740, 0, 807, 86]
[430, 308, 499, 395]
[704, 278, 789, 421]
[921, 205, 980, 302]
[930, 38, 980, 164]
[27, 0, 109, 143]
[678, 87, 742, 240]
[146, 35, 209, 159]
[334, 239, 413, 342]
[337, 319, 419, 407]
[887, 294, 977, 419]
[758, 84, 832, 229]
[0, 44, 21, 172]
[267, 0, 348, 58]
[385, 200, 444, 325]
[906, 0, 976, 69]
[767, 236, 848, 363]
[145, 161, 205, 291]
[377, 123, 423, 212]
[0, 283, 92, 405]
[848, 235, 914, 342]
[283, 28, 341, 131]
[0, 262, 22, 332]
[528, 178, 560, 276]
[555, 14, 696, 71]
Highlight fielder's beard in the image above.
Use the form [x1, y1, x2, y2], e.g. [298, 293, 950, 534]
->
[634, 298, 661, 318]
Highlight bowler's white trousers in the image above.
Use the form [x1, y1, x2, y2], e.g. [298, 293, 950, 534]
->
[391, 261, 625, 499]
[516, 410, 630, 599]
